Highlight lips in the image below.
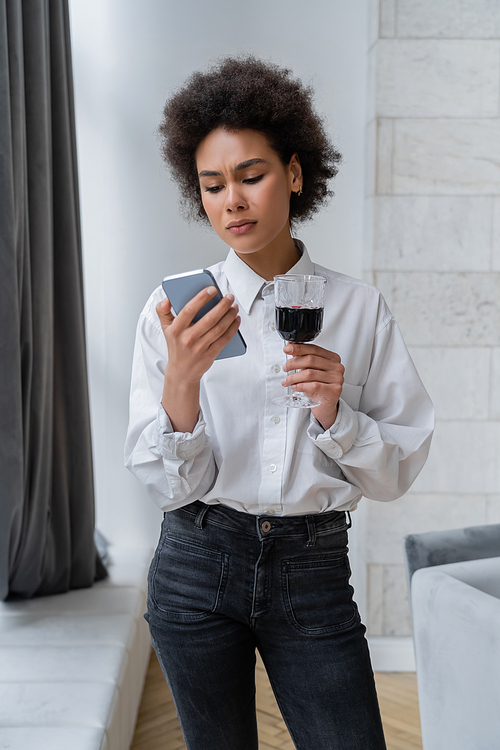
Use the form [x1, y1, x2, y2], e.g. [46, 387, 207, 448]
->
[226, 221, 257, 235]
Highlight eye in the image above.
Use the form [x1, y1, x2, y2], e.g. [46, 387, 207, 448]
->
[204, 185, 224, 193]
[243, 174, 264, 185]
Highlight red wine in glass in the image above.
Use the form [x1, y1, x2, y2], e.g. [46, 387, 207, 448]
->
[276, 306, 324, 343]
[272, 274, 326, 408]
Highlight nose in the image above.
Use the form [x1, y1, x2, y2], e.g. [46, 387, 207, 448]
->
[225, 183, 247, 212]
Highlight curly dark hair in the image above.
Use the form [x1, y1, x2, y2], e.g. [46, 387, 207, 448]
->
[159, 56, 341, 224]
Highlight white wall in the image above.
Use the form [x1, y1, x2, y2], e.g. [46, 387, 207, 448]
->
[68, 1, 370, 558]
[366, 0, 500, 638]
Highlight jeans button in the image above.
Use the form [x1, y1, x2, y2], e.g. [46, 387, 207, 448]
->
[261, 521, 272, 533]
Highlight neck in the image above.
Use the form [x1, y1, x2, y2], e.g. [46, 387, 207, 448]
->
[234, 227, 299, 281]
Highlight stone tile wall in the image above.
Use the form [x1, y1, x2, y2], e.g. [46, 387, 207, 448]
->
[365, 0, 500, 636]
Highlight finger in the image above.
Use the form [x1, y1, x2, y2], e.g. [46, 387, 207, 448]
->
[287, 379, 343, 404]
[192, 295, 239, 337]
[176, 288, 237, 335]
[207, 315, 241, 357]
[283, 354, 345, 374]
[282, 368, 344, 389]
[284, 343, 341, 363]
[297, 384, 342, 409]
[156, 297, 175, 326]
[196, 305, 240, 349]
[296, 381, 342, 400]
[174, 286, 221, 328]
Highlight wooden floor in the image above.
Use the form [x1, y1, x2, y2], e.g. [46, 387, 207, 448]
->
[131, 649, 422, 750]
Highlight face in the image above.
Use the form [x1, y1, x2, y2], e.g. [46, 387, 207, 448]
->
[195, 128, 302, 259]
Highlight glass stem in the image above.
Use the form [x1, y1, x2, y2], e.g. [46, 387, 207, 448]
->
[286, 351, 301, 400]
[286, 352, 293, 399]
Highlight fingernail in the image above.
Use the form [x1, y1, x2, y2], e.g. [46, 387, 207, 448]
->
[225, 293, 234, 302]
[281, 379, 287, 386]
[207, 286, 217, 295]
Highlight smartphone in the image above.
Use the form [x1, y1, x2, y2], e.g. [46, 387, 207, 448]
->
[162, 269, 247, 360]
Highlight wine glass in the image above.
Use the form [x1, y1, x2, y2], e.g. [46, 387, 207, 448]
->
[271, 274, 326, 408]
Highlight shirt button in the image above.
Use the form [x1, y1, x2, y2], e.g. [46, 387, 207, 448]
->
[261, 521, 272, 533]
[266, 509, 276, 515]
[269, 322, 276, 331]
[269, 464, 277, 473]
[271, 415, 280, 424]
[272, 364, 280, 373]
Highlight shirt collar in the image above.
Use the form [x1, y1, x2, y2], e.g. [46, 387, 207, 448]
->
[223, 239, 315, 314]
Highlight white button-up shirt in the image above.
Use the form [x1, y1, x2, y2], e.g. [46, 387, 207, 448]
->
[124, 242, 434, 516]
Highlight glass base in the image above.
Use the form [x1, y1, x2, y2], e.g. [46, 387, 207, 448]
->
[271, 393, 321, 409]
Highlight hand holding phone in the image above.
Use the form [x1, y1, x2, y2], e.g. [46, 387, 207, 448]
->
[156, 270, 244, 434]
[161, 269, 246, 360]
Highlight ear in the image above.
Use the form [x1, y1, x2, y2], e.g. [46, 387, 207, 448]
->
[288, 153, 303, 194]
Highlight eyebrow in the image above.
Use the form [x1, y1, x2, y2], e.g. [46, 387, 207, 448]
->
[198, 158, 268, 178]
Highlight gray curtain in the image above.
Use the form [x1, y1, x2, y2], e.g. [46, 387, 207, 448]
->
[0, 0, 106, 599]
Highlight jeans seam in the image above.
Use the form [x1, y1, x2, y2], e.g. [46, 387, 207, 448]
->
[315, 522, 350, 536]
[148, 519, 168, 605]
[199, 518, 257, 538]
[284, 553, 346, 568]
[164, 533, 224, 559]
[256, 660, 303, 750]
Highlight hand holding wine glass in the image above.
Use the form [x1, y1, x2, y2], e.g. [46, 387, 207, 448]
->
[281, 342, 345, 428]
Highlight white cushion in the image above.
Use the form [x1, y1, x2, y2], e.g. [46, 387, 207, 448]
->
[412, 556, 500, 750]
[0, 727, 108, 750]
[0, 547, 152, 750]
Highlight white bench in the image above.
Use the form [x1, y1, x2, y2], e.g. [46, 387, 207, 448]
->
[0, 547, 153, 750]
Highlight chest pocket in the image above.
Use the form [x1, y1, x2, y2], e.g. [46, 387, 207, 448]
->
[340, 382, 362, 412]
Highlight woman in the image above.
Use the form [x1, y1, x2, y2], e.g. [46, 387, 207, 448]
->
[125, 56, 434, 750]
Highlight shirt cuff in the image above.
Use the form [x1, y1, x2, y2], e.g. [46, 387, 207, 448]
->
[307, 398, 359, 460]
[155, 404, 209, 460]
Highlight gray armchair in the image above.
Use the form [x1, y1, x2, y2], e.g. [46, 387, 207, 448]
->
[403, 524, 500, 750]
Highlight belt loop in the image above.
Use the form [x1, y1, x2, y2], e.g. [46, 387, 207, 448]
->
[346, 511, 352, 529]
[194, 503, 209, 529]
[306, 516, 316, 547]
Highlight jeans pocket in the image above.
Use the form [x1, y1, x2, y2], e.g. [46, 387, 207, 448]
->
[149, 534, 228, 621]
[282, 553, 358, 633]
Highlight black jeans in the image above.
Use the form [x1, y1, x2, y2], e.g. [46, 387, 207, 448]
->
[146, 501, 387, 750]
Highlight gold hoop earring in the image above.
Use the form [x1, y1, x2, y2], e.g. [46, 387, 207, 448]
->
[297, 186, 303, 197]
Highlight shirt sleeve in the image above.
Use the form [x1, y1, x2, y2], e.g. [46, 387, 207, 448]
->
[124, 303, 217, 511]
[307, 315, 434, 502]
